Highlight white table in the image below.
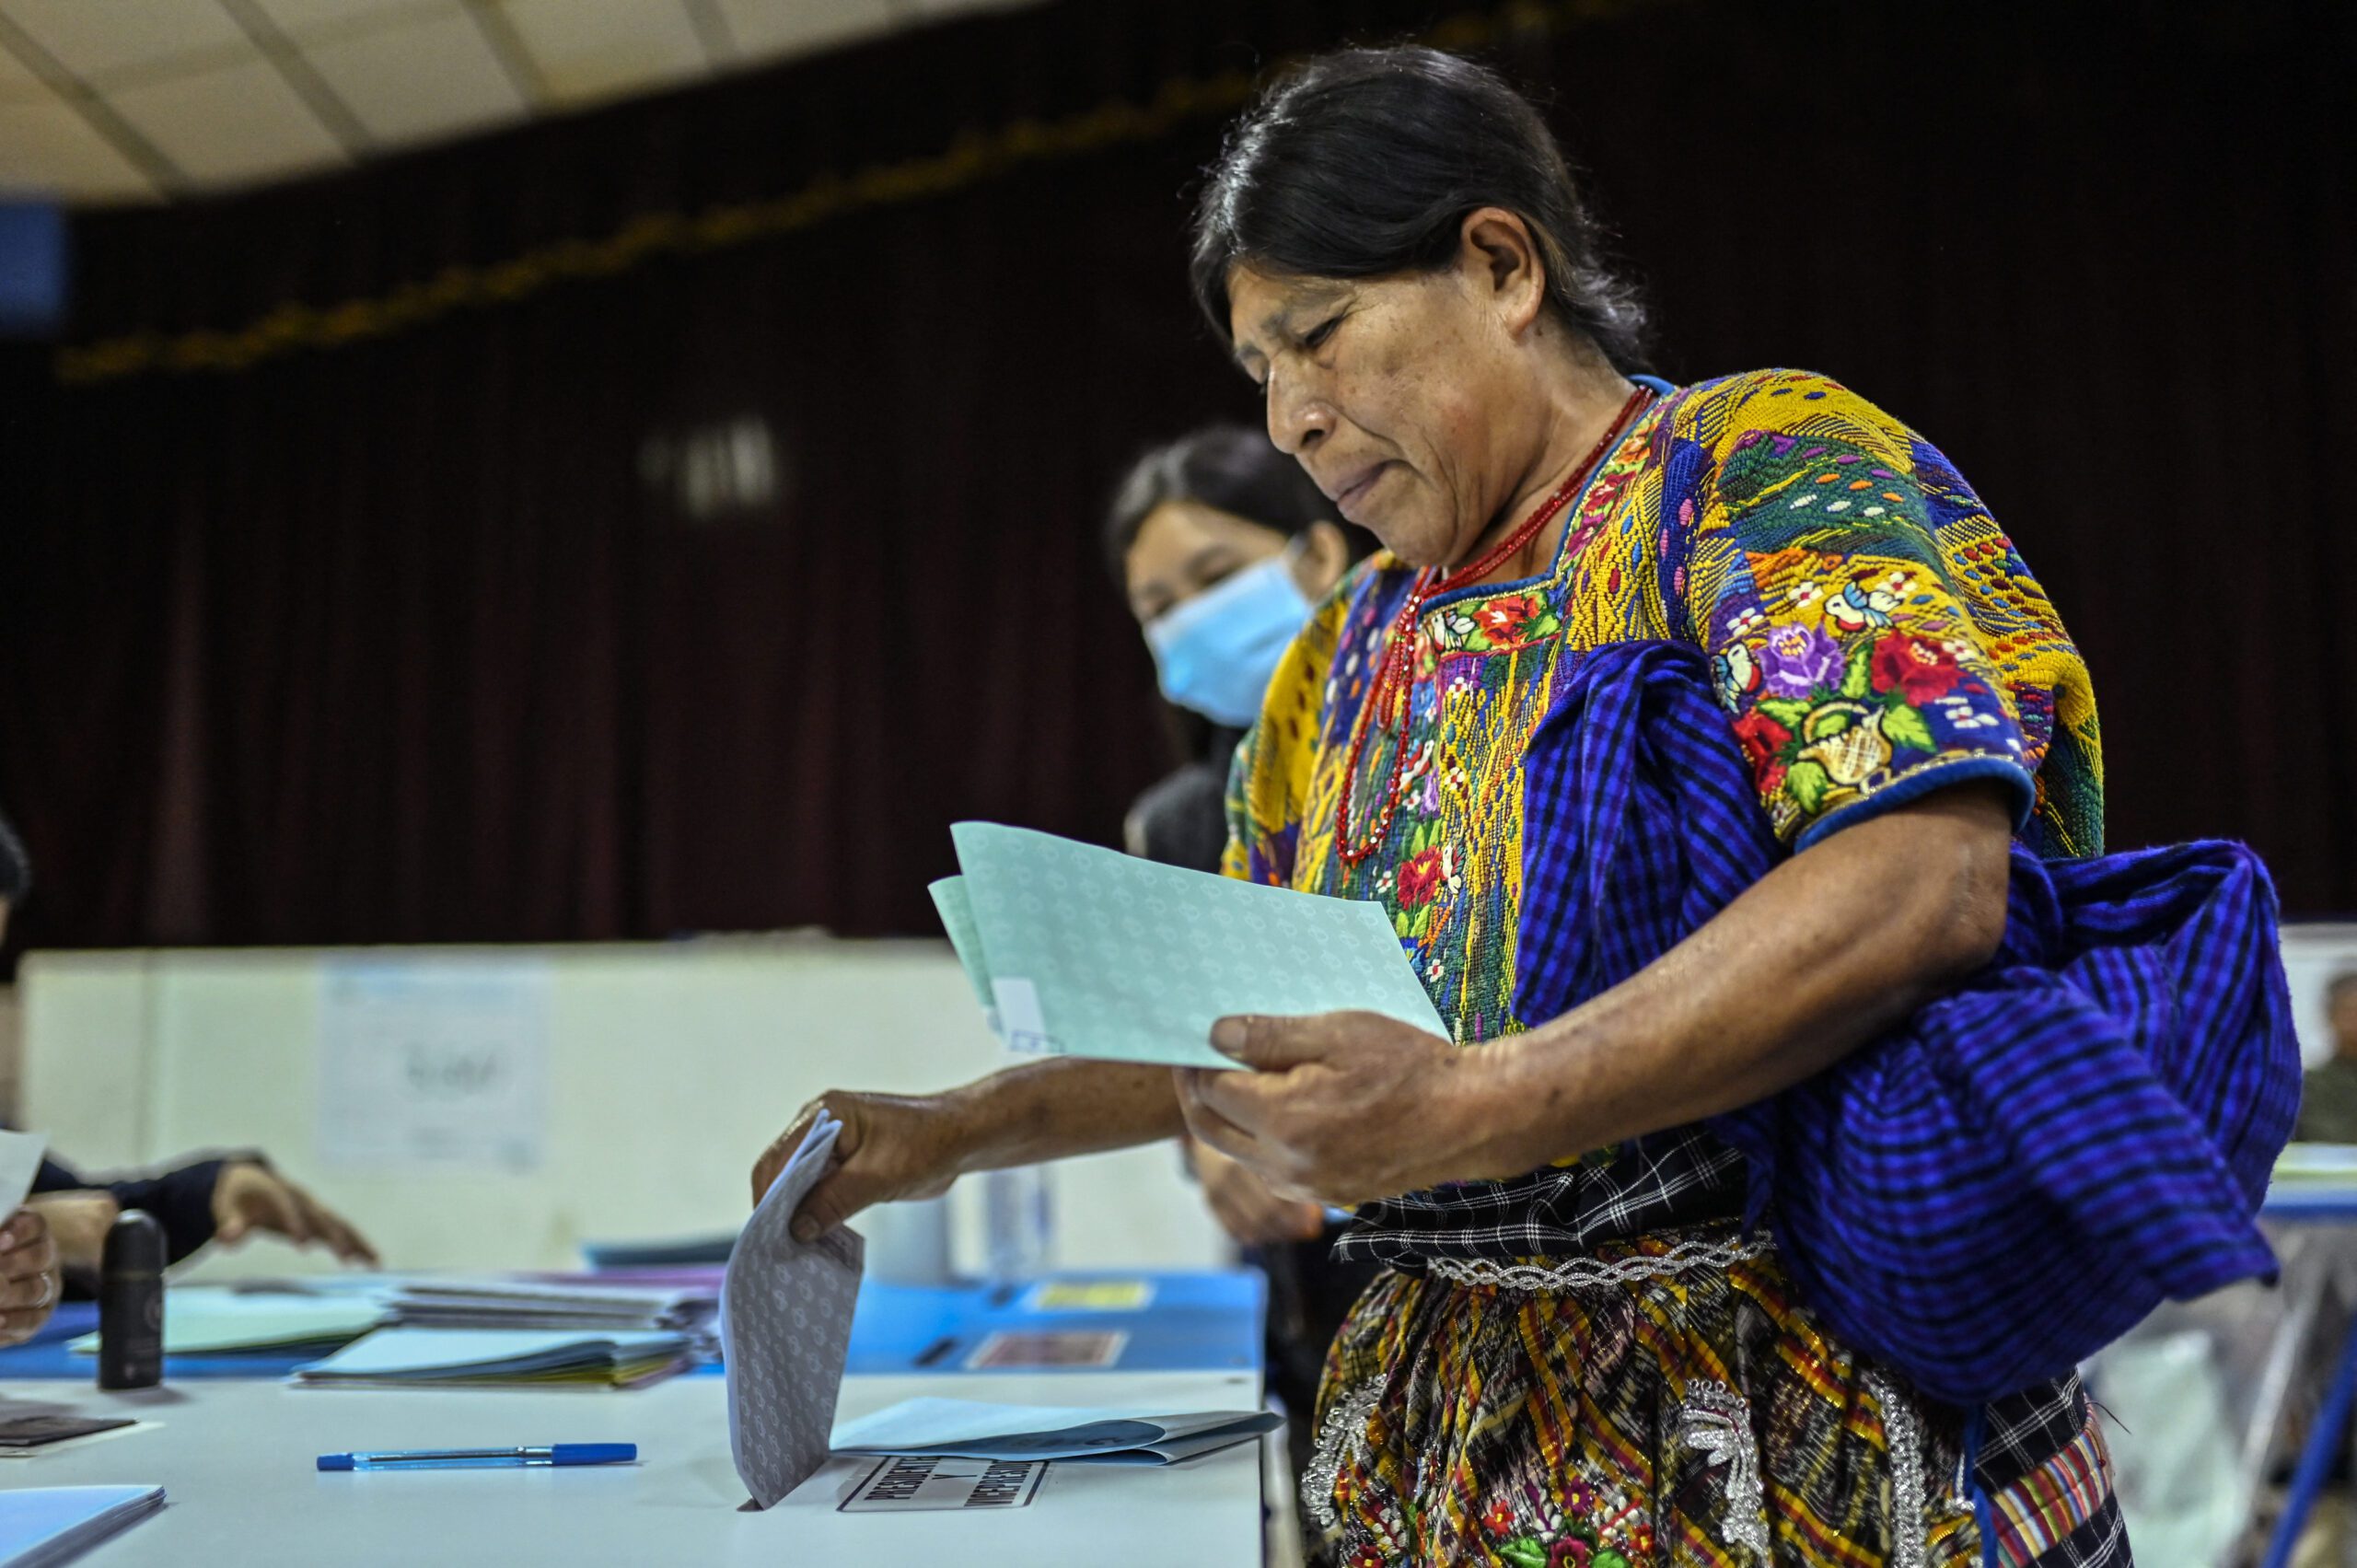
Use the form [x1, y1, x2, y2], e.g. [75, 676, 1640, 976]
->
[0, 1368, 1266, 1565]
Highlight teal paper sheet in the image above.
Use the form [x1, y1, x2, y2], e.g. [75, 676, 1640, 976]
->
[935, 821, 1446, 1071]
[927, 877, 996, 1015]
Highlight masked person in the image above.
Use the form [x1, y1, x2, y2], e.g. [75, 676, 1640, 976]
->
[1104, 424, 1378, 1494]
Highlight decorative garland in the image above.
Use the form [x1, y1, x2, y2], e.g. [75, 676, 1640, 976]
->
[54, 0, 1673, 386]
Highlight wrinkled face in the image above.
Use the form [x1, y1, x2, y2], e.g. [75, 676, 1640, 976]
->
[1227, 257, 1532, 571]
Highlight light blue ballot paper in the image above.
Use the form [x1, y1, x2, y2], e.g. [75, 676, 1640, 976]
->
[832, 1397, 1281, 1465]
[938, 821, 1446, 1070]
[928, 877, 997, 1021]
[0, 1485, 166, 1568]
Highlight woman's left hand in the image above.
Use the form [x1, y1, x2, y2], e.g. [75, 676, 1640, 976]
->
[1176, 1010, 1515, 1205]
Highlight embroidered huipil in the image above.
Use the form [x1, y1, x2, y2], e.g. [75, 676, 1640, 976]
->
[1224, 370, 2133, 1567]
[1225, 368, 2099, 1265]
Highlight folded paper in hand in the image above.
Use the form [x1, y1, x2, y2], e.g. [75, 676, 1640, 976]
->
[723, 1112, 865, 1508]
[0, 1132, 49, 1215]
[831, 1397, 1281, 1466]
[931, 822, 1446, 1070]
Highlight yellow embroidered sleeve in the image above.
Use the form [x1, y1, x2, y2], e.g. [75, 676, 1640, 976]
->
[1676, 371, 2102, 854]
[1222, 574, 1357, 885]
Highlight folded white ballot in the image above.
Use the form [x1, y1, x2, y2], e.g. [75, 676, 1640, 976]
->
[831, 1397, 1281, 1466]
[0, 1131, 49, 1215]
[722, 1111, 865, 1508]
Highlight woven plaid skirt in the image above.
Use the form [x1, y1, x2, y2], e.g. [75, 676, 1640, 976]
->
[1304, 1225, 2127, 1567]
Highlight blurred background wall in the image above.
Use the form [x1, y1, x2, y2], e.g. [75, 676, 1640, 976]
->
[2, 0, 2351, 971]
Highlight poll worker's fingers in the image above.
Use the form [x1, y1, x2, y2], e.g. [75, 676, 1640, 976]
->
[0, 1211, 58, 1347]
[21, 1192, 118, 1278]
[213, 1162, 315, 1249]
[0, 1207, 49, 1259]
[300, 1193, 381, 1267]
[0, 1262, 56, 1311]
[257, 1173, 378, 1266]
[0, 1211, 55, 1283]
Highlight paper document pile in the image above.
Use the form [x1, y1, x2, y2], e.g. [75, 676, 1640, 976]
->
[69, 1288, 385, 1360]
[382, 1279, 714, 1336]
[292, 1327, 693, 1389]
[931, 821, 1445, 1070]
[199, 1272, 719, 1337]
[833, 1398, 1281, 1466]
[0, 1486, 165, 1568]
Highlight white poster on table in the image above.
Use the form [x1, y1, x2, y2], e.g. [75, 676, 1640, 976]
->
[316, 958, 551, 1171]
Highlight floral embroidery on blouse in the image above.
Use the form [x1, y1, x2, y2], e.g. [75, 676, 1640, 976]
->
[1225, 368, 2101, 1063]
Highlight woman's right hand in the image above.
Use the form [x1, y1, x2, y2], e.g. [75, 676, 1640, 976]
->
[0, 1207, 62, 1348]
[1187, 1137, 1325, 1247]
[752, 1091, 970, 1244]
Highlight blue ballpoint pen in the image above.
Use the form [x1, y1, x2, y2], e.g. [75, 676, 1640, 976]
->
[318, 1444, 637, 1472]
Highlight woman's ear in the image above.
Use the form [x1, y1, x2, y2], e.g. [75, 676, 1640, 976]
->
[1457, 206, 1548, 337]
[1294, 520, 1352, 599]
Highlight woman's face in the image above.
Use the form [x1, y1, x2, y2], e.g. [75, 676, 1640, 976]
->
[1122, 499, 1341, 627]
[1225, 213, 1555, 571]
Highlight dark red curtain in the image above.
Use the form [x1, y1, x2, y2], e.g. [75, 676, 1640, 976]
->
[2, 0, 2351, 962]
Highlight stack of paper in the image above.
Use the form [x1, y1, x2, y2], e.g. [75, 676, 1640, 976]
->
[931, 821, 1445, 1069]
[832, 1398, 1281, 1466]
[69, 1288, 387, 1361]
[291, 1328, 694, 1390]
[0, 1486, 165, 1568]
[383, 1280, 714, 1336]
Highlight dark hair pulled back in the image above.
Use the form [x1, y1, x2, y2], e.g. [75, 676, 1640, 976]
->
[1102, 424, 1339, 583]
[1190, 46, 1650, 374]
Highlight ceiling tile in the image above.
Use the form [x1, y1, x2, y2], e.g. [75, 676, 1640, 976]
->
[252, 0, 441, 38]
[498, 0, 708, 109]
[0, 30, 48, 97]
[0, 94, 158, 201]
[715, 0, 897, 65]
[0, 0, 249, 82]
[107, 55, 349, 188]
[304, 6, 524, 148]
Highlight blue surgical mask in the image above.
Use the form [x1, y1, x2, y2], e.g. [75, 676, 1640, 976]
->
[1144, 546, 1314, 727]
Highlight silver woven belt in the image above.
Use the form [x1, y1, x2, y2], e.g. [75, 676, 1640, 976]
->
[1421, 1232, 1772, 1292]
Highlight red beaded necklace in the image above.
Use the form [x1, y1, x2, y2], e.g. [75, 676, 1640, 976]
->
[1333, 385, 1652, 868]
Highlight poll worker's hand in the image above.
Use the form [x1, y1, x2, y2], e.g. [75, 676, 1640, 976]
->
[22, 1191, 119, 1283]
[1185, 1137, 1324, 1247]
[1177, 1011, 1509, 1207]
[212, 1162, 380, 1266]
[752, 1091, 965, 1244]
[0, 1207, 62, 1347]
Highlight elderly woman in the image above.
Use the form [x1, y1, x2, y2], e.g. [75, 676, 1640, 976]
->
[757, 47, 2295, 1566]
